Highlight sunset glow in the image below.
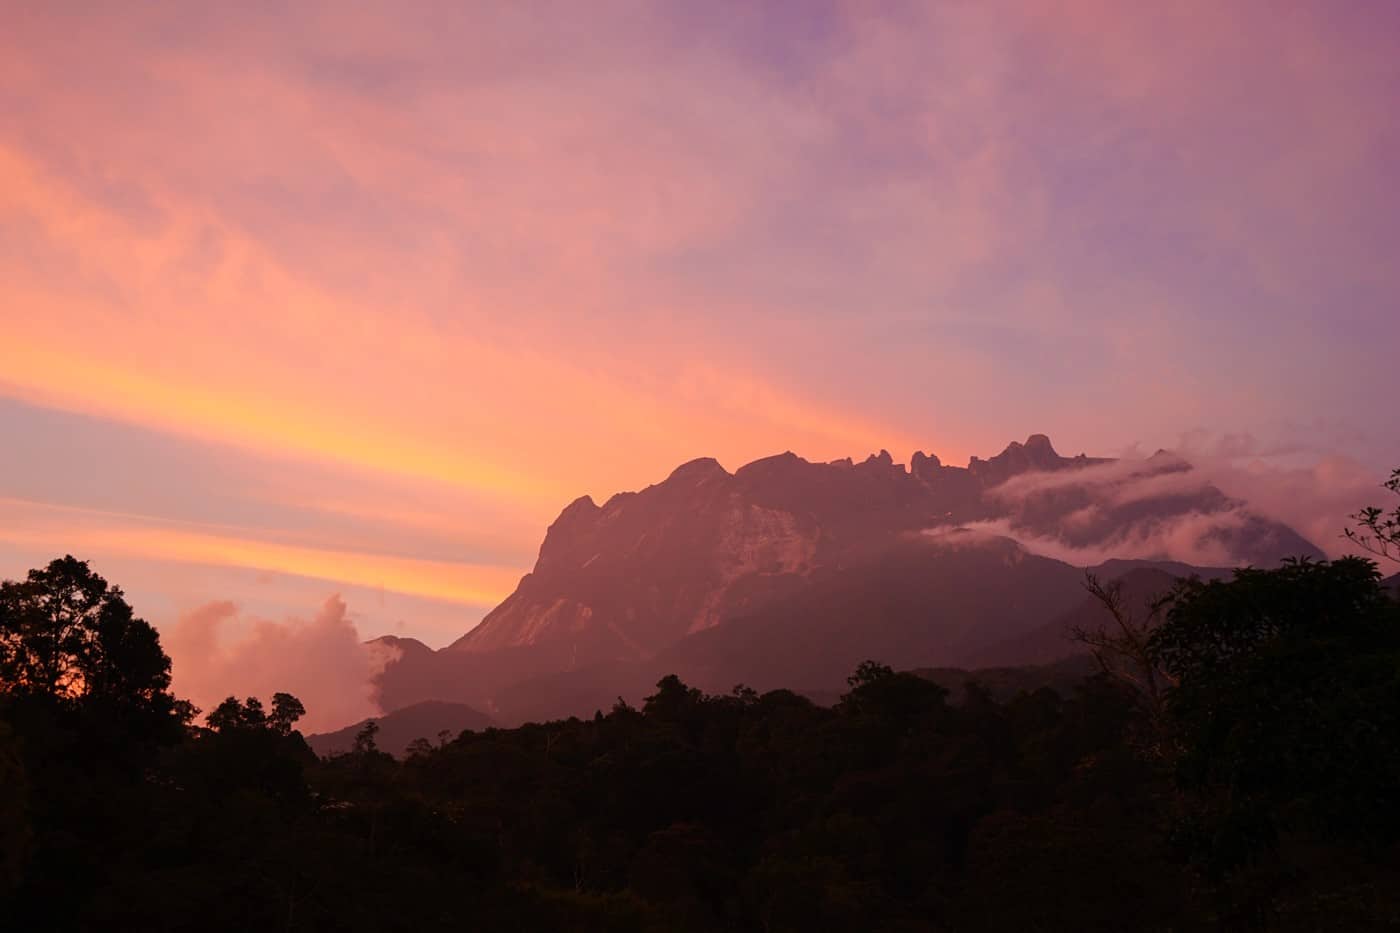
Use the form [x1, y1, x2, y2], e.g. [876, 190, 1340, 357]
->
[3, 0, 1398, 657]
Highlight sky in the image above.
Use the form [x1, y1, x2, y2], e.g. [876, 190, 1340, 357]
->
[2, 2, 1398, 723]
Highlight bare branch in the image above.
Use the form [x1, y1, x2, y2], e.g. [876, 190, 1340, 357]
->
[1070, 571, 1179, 749]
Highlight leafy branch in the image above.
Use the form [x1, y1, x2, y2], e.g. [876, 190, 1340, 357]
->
[1345, 468, 1400, 563]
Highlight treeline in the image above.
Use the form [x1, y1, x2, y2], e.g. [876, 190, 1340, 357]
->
[2, 556, 1399, 931]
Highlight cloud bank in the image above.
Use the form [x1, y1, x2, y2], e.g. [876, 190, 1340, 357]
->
[967, 447, 1388, 567]
[165, 595, 391, 733]
[1192, 454, 1386, 561]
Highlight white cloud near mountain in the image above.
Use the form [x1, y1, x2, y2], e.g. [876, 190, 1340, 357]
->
[166, 595, 393, 733]
[975, 448, 1386, 565]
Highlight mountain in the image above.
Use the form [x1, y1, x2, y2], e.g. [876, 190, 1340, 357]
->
[971, 562, 1235, 668]
[373, 435, 1322, 725]
[305, 700, 494, 759]
[451, 436, 1311, 659]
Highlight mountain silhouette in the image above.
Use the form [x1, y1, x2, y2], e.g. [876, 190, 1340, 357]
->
[305, 700, 493, 758]
[373, 435, 1321, 724]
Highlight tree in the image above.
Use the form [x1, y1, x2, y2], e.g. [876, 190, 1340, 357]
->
[353, 719, 380, 754]
[269, 693, 306, 736]
[1072, 573, 1177, 734]
[1346, 467, 1400, 562]
[206, 696, 267, 733]
[0, 560, 192, 923]
[205, 694, 304, 738]
[642, 675, 703, 721]
[1147, 558, 1400, 872]
[730, 684, 760, 707]
[846, 660, 894, 690]
[0, 556, 173, 712]
[0, 720, 28, 893]
[837, 659, 948, 726]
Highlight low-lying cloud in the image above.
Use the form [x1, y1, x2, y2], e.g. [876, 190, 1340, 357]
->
[958, 513, 1246, 568]
[970, 447, 1387, 567]
[165, 595, 393, 733]
[1191, 454, 1385, 560]
[987, 453, 1205, 507]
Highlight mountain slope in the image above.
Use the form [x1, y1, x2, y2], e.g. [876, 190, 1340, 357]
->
[645, 533, 1089, 694]
[306, 700, 494, 758]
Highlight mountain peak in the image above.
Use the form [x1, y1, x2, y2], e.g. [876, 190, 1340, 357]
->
[734, 451, 806, 480]
[860, 449, 898, 470]
[666, 457, 730, 484]
[366, 634, 431, 654]
[909, 450, 943, 483]
[560, 494, 599, 515]
[968, 433, 1072, 481]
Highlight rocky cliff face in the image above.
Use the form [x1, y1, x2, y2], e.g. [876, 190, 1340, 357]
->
[447, 455, 823, 661]
[446, 435, 1319, 666]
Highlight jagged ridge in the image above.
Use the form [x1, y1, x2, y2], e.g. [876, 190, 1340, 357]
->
[448, 435, 1317, 662]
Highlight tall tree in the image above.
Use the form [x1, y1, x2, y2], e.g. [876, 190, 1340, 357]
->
[269, 692, 306, 736]
[0, 556, 174, 715]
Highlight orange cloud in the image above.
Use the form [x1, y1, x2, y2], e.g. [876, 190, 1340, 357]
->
[0, 497, 520, 606]
[1, 128, 918, 518]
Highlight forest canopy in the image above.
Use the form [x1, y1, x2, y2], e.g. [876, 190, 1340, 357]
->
[1, 554, 1397, 931]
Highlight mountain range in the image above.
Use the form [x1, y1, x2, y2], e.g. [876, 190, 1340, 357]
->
[371, 435, 1322, 727]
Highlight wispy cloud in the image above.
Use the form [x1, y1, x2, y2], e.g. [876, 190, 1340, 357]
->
[959, 514, 1247, 569]
[0, 497, 520, 606]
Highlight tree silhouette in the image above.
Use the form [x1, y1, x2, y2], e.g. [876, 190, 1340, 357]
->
[837, 658, 948, 727]
[0, 556, 173, 712]
[1072, 572, 1177, 745]
[207, 696, 267, 732]
[0, 720, 27, 893]
[1347, 467, 1400, 562]
[845, 660, 894, 689]
[642, 674, 703, 720]
[206, 694, 305, 738]
[269, 692, 306, 736]
[4, 554, 1398, 929]
[353, 718, 380, 754]
[1148, 557, 1400, 873]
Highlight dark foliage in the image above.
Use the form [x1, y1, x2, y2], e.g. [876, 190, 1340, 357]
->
[1150, 559, 1400, 880]
[2, 556, 1398, 931]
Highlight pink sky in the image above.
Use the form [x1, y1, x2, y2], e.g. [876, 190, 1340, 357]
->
[2, 2, 1397, 715]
